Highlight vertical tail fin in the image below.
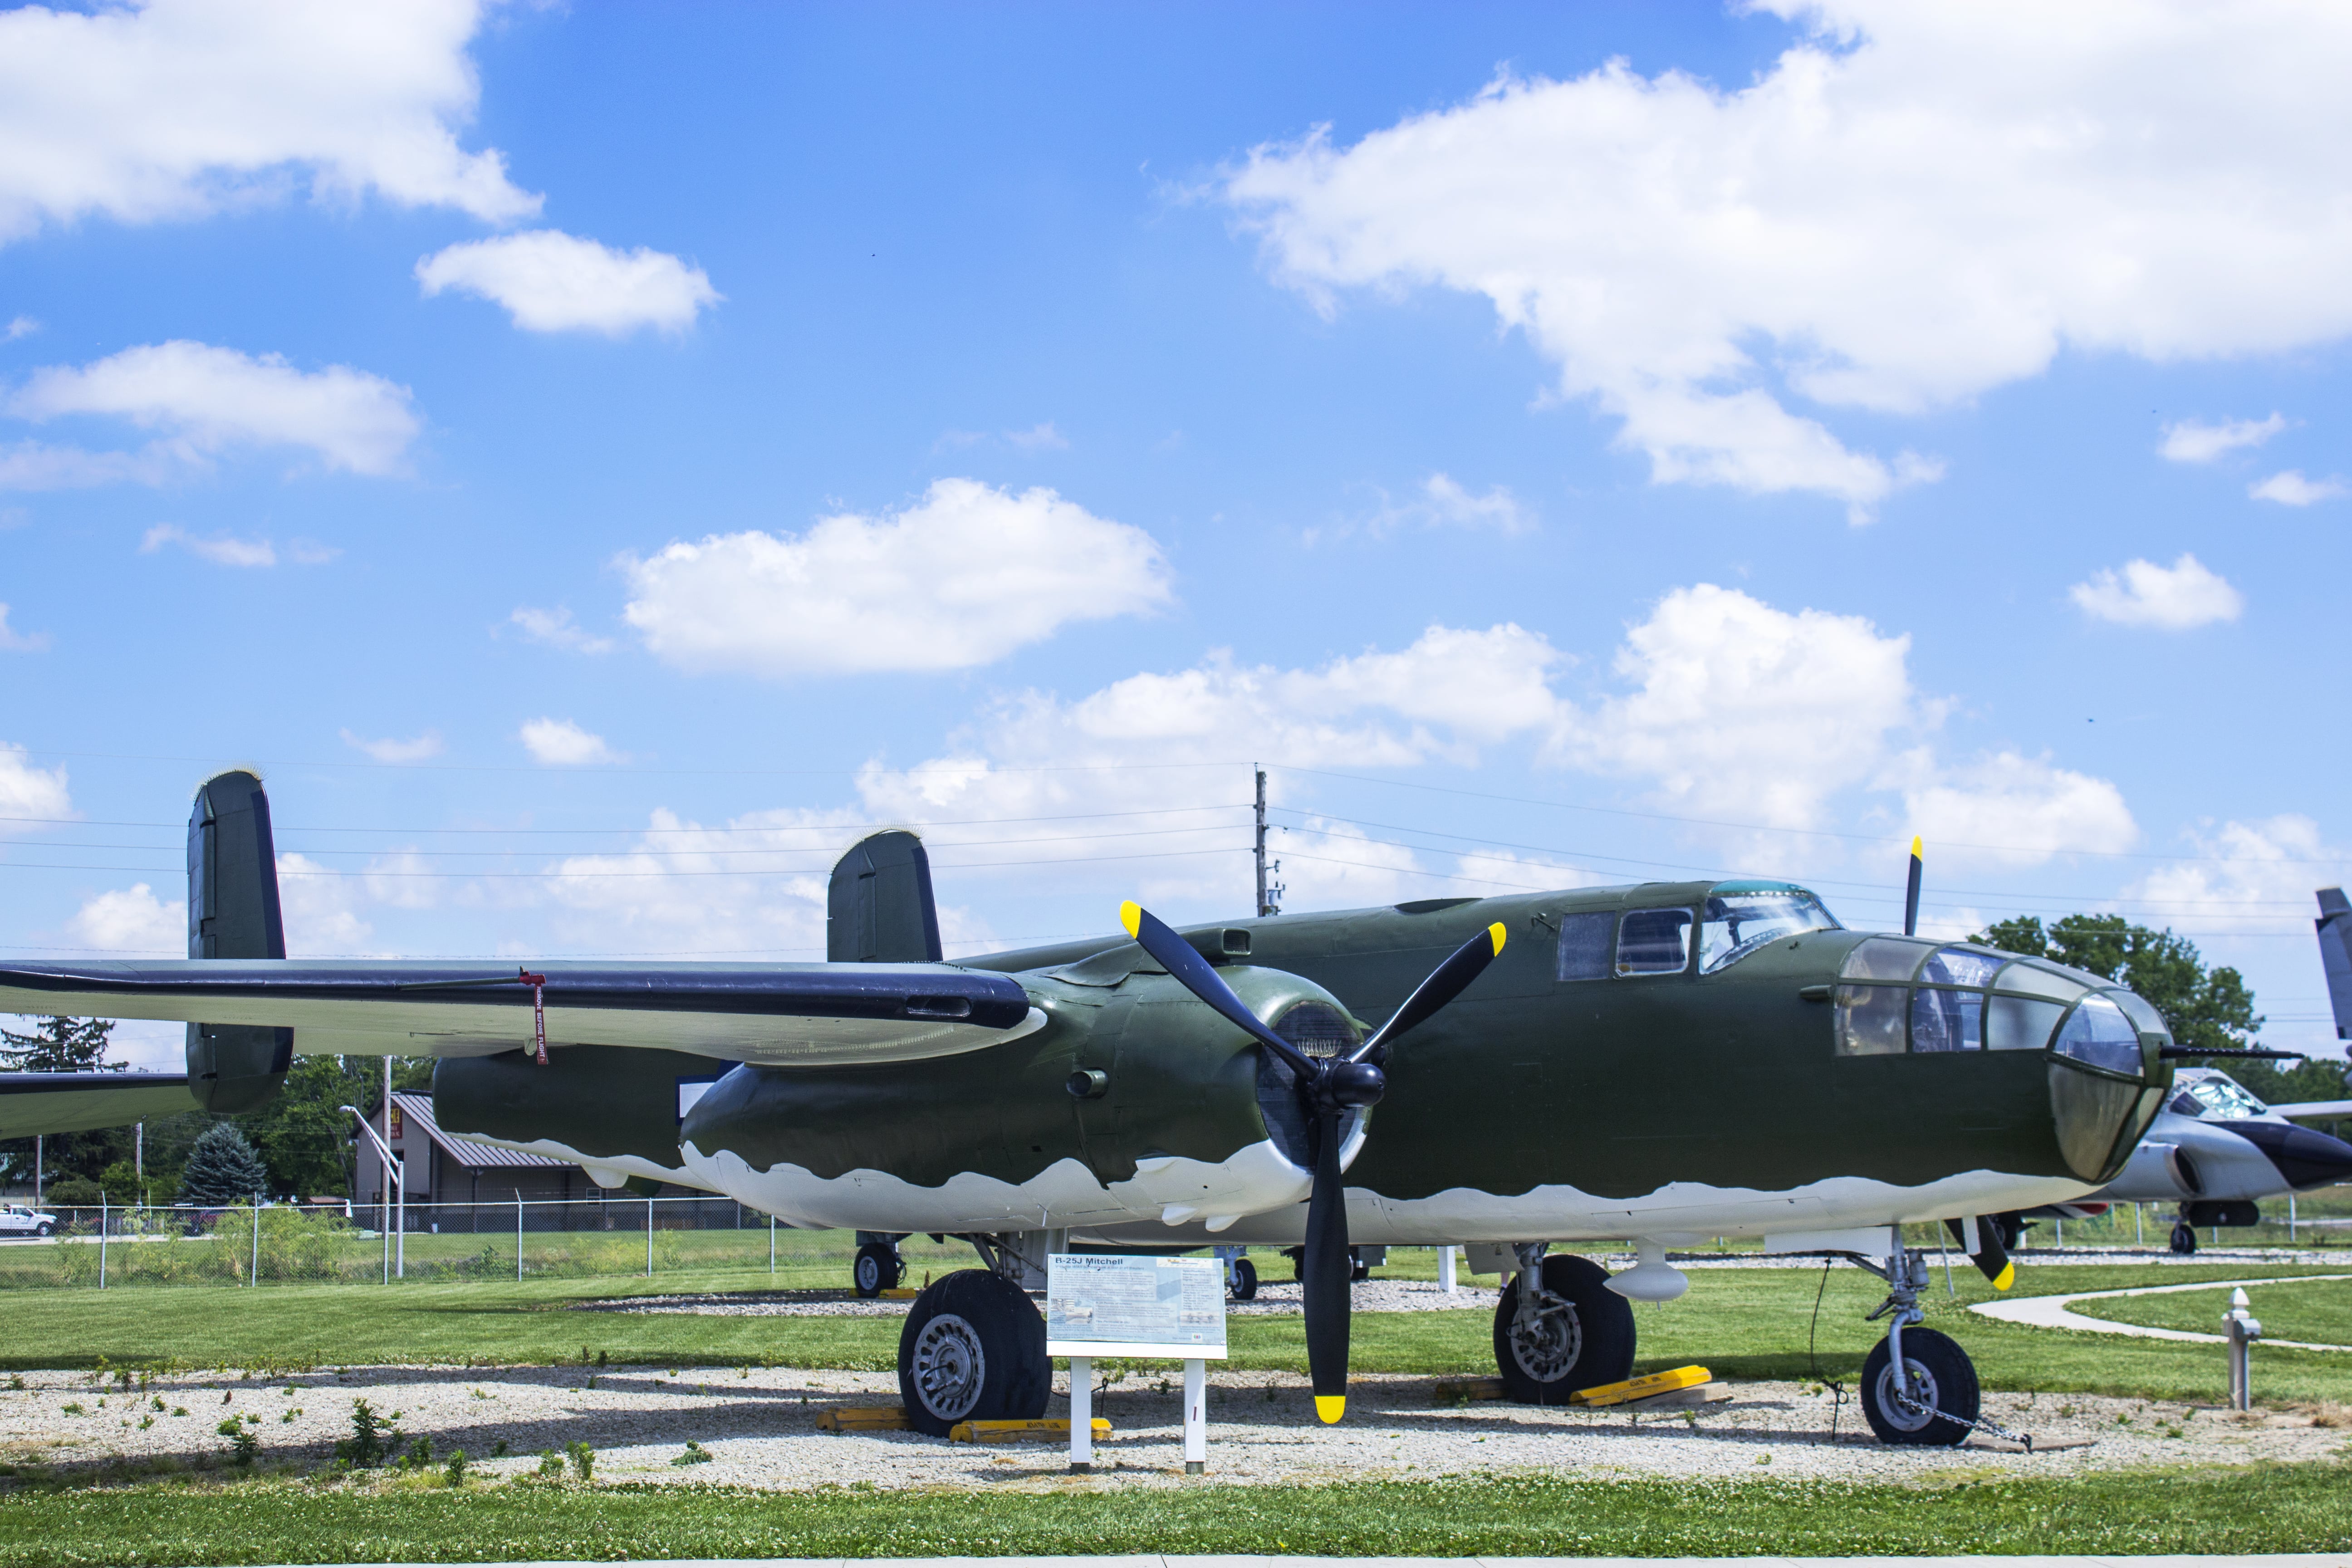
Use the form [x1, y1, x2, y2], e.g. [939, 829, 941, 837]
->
[2318, 889, 2352, 1045]
[186, 769, 291, 1112]
[827, 831, 943, 963]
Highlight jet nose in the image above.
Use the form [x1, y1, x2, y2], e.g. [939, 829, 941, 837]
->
[2230, 1119, 2352, 1191]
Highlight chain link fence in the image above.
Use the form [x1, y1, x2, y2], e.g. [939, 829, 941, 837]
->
[0, 1196, 951, 1289]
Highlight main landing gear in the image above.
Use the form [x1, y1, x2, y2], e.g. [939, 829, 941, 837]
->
[894, 1233, 1050, 1437]
[1490, 1245, 1636, 1404]
[2170, 1220, 2198, 1255]
[853, 1231, 906, 1298]
[1853, 1240, 1980, 1446]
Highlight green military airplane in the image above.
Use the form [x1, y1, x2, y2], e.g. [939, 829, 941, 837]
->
[0, 771, 2182, 1446]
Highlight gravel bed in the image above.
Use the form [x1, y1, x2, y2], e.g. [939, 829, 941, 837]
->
[6, 1363, 2343, 1492]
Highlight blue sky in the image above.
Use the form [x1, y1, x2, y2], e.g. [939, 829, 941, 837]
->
[2, 0, 2347, 1070]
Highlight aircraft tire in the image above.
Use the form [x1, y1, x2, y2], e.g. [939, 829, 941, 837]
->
[2170, 1222, 2198, 1255]
[853, 1243, 902, 1298]
[1229, 1258, 1258, 1301]
[1859, 1328, 1979, 1446]
[896, 1269, 1049, 1437]
[1491, 1254, 1636, 1405]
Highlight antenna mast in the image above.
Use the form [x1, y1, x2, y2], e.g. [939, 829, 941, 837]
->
[1254, 766, 1282, 917]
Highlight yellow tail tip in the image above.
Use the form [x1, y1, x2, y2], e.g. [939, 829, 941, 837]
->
[1488, 921, 1508, 956]
[1993, 1263, 2015, 1292]
[1118, 901, 1142, 938]
[1313, 1395, 1345, 1424]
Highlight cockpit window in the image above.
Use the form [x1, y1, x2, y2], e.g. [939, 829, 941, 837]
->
[2174, 1074, 2268, 1120]
[1616, 908, 1693, 975]
[1698, 886, 1841, 974]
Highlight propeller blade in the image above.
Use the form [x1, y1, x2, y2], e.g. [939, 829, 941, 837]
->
[1944, 1215, 2015, 1291]
[1903, 836, 1923, 937]
[1303, 1104, 1352, 1423]
[1353, 922, 1507, 1063]
[1120, 902, 1314, 1074]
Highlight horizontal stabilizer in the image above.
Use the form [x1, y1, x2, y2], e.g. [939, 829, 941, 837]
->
[0, 960, 1041, 1068]
[0, 1073, 197, 1137]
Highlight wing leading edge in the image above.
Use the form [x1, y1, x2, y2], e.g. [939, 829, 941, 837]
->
[0, 960, 1043, 1068]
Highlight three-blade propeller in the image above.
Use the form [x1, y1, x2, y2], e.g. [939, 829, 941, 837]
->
[1117, 901, 1504, 1422]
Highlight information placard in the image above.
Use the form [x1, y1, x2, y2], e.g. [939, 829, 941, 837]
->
[1045, 1253, 1227, 1359]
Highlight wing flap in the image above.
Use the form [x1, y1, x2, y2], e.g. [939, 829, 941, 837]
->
[0, 960, 1042, 1067]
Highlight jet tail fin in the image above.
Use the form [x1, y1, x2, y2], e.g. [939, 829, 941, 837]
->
[2318, 889, 2352, 1046]
[827, 831, 943, 963]
[186, 769, 291, 1112]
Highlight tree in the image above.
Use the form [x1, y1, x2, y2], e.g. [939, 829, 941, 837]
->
[0, 1017, 119, 1073]
[177, 1123, 271, 1205]
[1973, 914, 2263, 1054]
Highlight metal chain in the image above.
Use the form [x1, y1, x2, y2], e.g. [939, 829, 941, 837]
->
[1887, 1383, 2036, 1451]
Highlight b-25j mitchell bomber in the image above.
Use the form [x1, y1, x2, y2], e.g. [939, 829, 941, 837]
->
[0, 771, 2190, 1446]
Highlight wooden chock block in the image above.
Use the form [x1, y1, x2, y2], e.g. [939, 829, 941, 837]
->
[815, 1406, 909, 1432]
[949, 1417, 1112, 1444]
[1431, 1376, 1511, 1404]
[1569, 1365, 1713, 1408]
[1622, 1381, 1733, 1411]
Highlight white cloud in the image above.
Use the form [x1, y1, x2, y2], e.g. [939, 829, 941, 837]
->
[2130, 816, 2342, 937]
[506, 605, 615, 655]
[1556, 584, 1915, 830]
[2250, 470, 2347, 506]
[1226, 3, 2352, 517]
[1419, 473, 1534, 534]
[519, 718, 622, 767]
[0, 744, 69, 819]
[2161, 414, 2285, 463]
[621, 478, 1173, 678]
[0, 603, 48, 652]
[1897, 750, 2138, 867]
[1005, 422, 1069, 452]
[2069, 553, 2244, 630]
[272, 852, 372, 954]
[416, 230, 719, 335]
[10, 341, 418, 483]
[0, 0, 538, 245]
[339, 729, 443, 764]
[3, 318, 33, 341]
[140, 522, 274, 567]
[65, 882, 181, 954]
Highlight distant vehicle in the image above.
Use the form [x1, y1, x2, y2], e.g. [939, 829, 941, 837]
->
[0, 1204, 58, 1238]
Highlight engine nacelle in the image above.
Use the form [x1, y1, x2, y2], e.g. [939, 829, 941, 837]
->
[676, 963, 1365, 1232]
[434, 1046, 722, 1189]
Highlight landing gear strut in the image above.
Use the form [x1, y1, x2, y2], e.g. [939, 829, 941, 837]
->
[1854, 1240, 1980, 1446]
[1490, 1244, 1636, 1404]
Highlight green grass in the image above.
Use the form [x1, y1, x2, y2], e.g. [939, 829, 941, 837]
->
[2072, 1274, 2352, 1342]
[9, 1256, 2352, 1408]
[0, 1463, 2346, 1563]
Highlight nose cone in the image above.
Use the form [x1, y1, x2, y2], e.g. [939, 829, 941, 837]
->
[2230, 1119, 2352, 1191]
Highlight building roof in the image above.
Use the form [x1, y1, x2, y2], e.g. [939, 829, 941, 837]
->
[391, 1092, 570, 1171]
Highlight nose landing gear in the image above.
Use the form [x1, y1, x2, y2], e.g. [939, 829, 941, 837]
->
[1854, 1241, 1981, 1446]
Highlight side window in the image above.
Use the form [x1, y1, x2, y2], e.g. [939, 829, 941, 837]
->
[1836, 985, 1908, 1054]
[1555, 912, 1615, 981]
[1616, 907, 1692, 976]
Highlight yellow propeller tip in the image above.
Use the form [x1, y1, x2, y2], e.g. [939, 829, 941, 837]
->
[1488, 921, 1507, 956]
[1313, 1395, 1346, 1424]
[1910, 835, 1923, 857]
[1993, 1263, 2015, 1292]
[1118, 901, 1142, 938]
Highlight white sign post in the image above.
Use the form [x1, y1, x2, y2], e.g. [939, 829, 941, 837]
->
[1046, 1253, 1227, 1475]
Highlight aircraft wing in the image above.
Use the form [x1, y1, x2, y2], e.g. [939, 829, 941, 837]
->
[2270, 1099, 2352, 1121]
[0, 1073, 200, 1138]
[0, 960, 1043, 1068]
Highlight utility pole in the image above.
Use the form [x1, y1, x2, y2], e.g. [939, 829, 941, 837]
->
[1253, 766, 1282, 917]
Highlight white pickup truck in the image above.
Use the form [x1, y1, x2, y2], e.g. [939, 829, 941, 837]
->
[0, 1204, 57, 1238]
